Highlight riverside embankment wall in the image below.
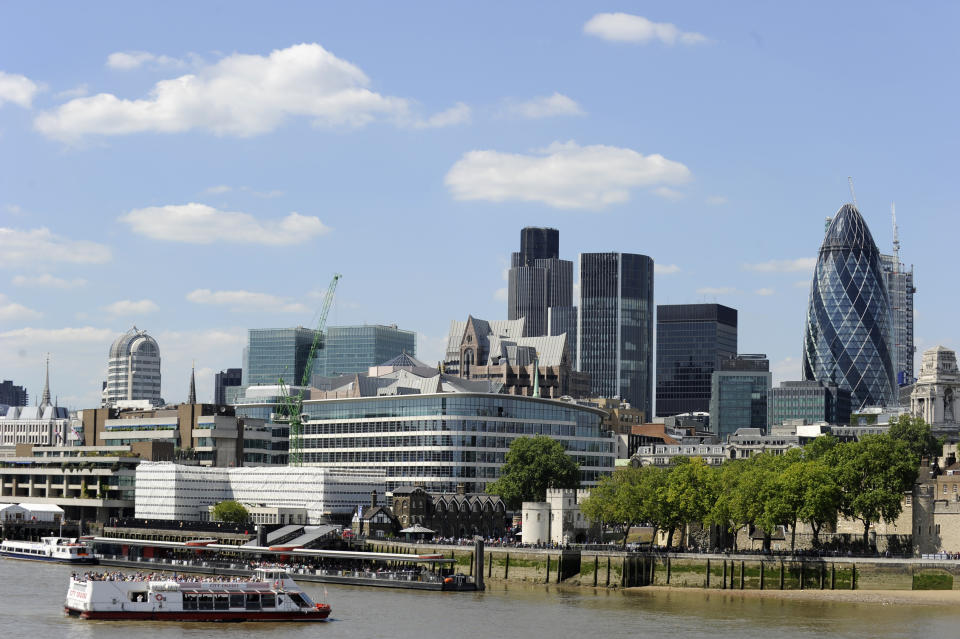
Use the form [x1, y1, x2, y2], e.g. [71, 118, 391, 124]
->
[371, 542, 960, 591]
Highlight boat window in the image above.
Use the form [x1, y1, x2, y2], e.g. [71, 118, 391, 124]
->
[245, 594, 261, 610]
[214, 595, 229, 611]
[261, 593, 276, 608]
[183, 594, 198, 610]
[229, 593, 245, 608]
[288, 593, 307, 608]
[199, 595, 214, 611]
[128, 591, 148, 603]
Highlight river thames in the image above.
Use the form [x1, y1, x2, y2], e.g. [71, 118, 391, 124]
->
[3, 561, 959, 638]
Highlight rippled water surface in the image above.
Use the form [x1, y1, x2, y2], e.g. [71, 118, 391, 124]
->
[1, 560, 957, 639]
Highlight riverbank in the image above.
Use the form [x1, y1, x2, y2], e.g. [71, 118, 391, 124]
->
[628, 585, 960, 606]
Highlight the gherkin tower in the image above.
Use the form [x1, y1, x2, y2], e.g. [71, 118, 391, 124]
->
[802, 204, 896, 409]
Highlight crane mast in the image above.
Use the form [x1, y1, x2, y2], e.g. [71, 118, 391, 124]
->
[278, 273, 341, 466]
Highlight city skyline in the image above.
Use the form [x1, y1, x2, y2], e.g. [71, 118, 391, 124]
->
[1, 3, 957, 408]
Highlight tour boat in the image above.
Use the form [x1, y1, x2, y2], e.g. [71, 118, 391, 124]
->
[64, 567, 331, 622]
[0, 537, 97, 564]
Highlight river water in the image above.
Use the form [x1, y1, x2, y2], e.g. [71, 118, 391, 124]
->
[1, 560, 957, 638]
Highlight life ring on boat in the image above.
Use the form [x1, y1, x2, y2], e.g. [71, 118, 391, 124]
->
[155, 594, 164, 602]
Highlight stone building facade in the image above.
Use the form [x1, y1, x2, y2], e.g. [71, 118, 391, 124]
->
[390, 485, 508, 538]
[911, 346, 960, 440]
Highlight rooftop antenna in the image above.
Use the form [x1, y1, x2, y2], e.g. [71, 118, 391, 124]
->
[847, 177, 858, 208]
[891, 202, 900, 272]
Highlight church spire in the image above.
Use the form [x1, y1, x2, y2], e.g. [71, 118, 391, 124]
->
[39, 353, 52, 412]
[188, 362, 197, 405]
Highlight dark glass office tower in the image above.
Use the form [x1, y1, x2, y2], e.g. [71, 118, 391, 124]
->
[802, 204, 896, 408]
[508, 227, 574, 337]
[578, 253, 654, 418]
[214, 368, 242, 405]
[246, 327, 318, 386]
[656, 304, 738, 417]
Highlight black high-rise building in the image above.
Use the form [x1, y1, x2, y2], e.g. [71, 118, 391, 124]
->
[0, 380, 28, 407]
[577, 253, 654, 418]
[508, 227, 574, 338]
[214, 368, 242, 405]
[656, 304, 738, 417]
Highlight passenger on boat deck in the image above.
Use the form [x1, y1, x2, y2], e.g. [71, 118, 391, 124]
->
[73, 571, 273, 583]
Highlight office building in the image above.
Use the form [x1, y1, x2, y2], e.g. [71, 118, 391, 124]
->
[767, 380, 852, 427]
[878, 211, 916, 386]
[709, 354, 772, 439]
[235, 367, 616, 494]
[80, 403, 288, 466]
[135, 462, 385, 524]
[313, 324, 417, 377]
[104, 327, 162, 407]
[802, 204, 897, 409]
[507, 227, 575, 338]
[578, 252, 655, 418]
[0, 380, 27, 408]
[214, 368, 242, 405]
[656, 304, 737, 417]
[245, 327, 318, 386]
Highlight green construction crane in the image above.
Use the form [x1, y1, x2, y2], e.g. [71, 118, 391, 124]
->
[278, 273, 341, 466]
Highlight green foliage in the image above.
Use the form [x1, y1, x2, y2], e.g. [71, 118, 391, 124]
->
[829, 434, 917, 544]
[581, 465, 667, 548]
[212, 500, 250, 523]
[487, 436, 579, 509]
[888, 414, 942, 463]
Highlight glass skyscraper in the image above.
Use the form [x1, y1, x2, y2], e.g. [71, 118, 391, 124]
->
[656, 304, 737, 417]
[245, 327, 318, 386]
[709, 354, 771, 439]
[313, 325, 417, 377]
[577, 252, 654, 418]
[802, 204, 897, 409]
[508, 227, 574, 338]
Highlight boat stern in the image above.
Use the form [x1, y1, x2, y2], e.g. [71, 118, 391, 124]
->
[65, 578, 91, 614]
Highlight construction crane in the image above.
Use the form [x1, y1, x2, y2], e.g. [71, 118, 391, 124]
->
[278, 273, 341, 466]
[848, 176, 858, 208]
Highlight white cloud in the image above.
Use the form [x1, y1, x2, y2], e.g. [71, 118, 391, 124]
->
[411, 102, 471, 129]
[5, 204, 25, 215]
[106, 51, 186, 70]
[696, 287, 738, 296]
[186, 289, 308, 314]
[119, 203, 330, 245]
[654, 263, 680, 275]
[771, 356, 800, 385]
[743, 257, 817, 272]
[0, 71, 40, 108]
[0, 294, 42, 321]
[37, 43, 460, 140]
[584, 13, 709, 45]
[0, 227, 112, 266]
[755, 288, 776, 296]
[55, 84, 89, 99]
[502, 93, 584, 119]
[654, 186, 684, 201]
[493, 287, 508, 302]
[157, 328, 247, 403]
[12, 274, 87, 289]
[103, 299, 159, 316]
[0, 326, 114, 343]
[705, 195, 728, 206]
[203, 184, 232, 195]
[445, 141, 691, 210]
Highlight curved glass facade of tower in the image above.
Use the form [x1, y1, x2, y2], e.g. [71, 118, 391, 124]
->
[802, 204, 896, 409]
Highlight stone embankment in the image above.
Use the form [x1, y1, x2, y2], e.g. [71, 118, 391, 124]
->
[372, 542, 960, 592]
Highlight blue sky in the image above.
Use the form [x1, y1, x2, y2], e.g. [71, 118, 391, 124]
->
[1, 2, 957, 408]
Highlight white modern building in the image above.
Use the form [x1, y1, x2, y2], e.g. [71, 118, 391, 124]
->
[104, 327, 162, 408]
[0, 405, 73, 454]
[134, 462, 385, 524]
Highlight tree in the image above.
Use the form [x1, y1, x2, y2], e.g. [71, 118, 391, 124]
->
[581, 465, 667, 549]
[487, 436, 579, 509]
[212, 500, 249, 523]
[765, 450, 840, 552]
[662, 457, 717, 550]
[830, 434, 917, 546]
[889, 414, 942, 463]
